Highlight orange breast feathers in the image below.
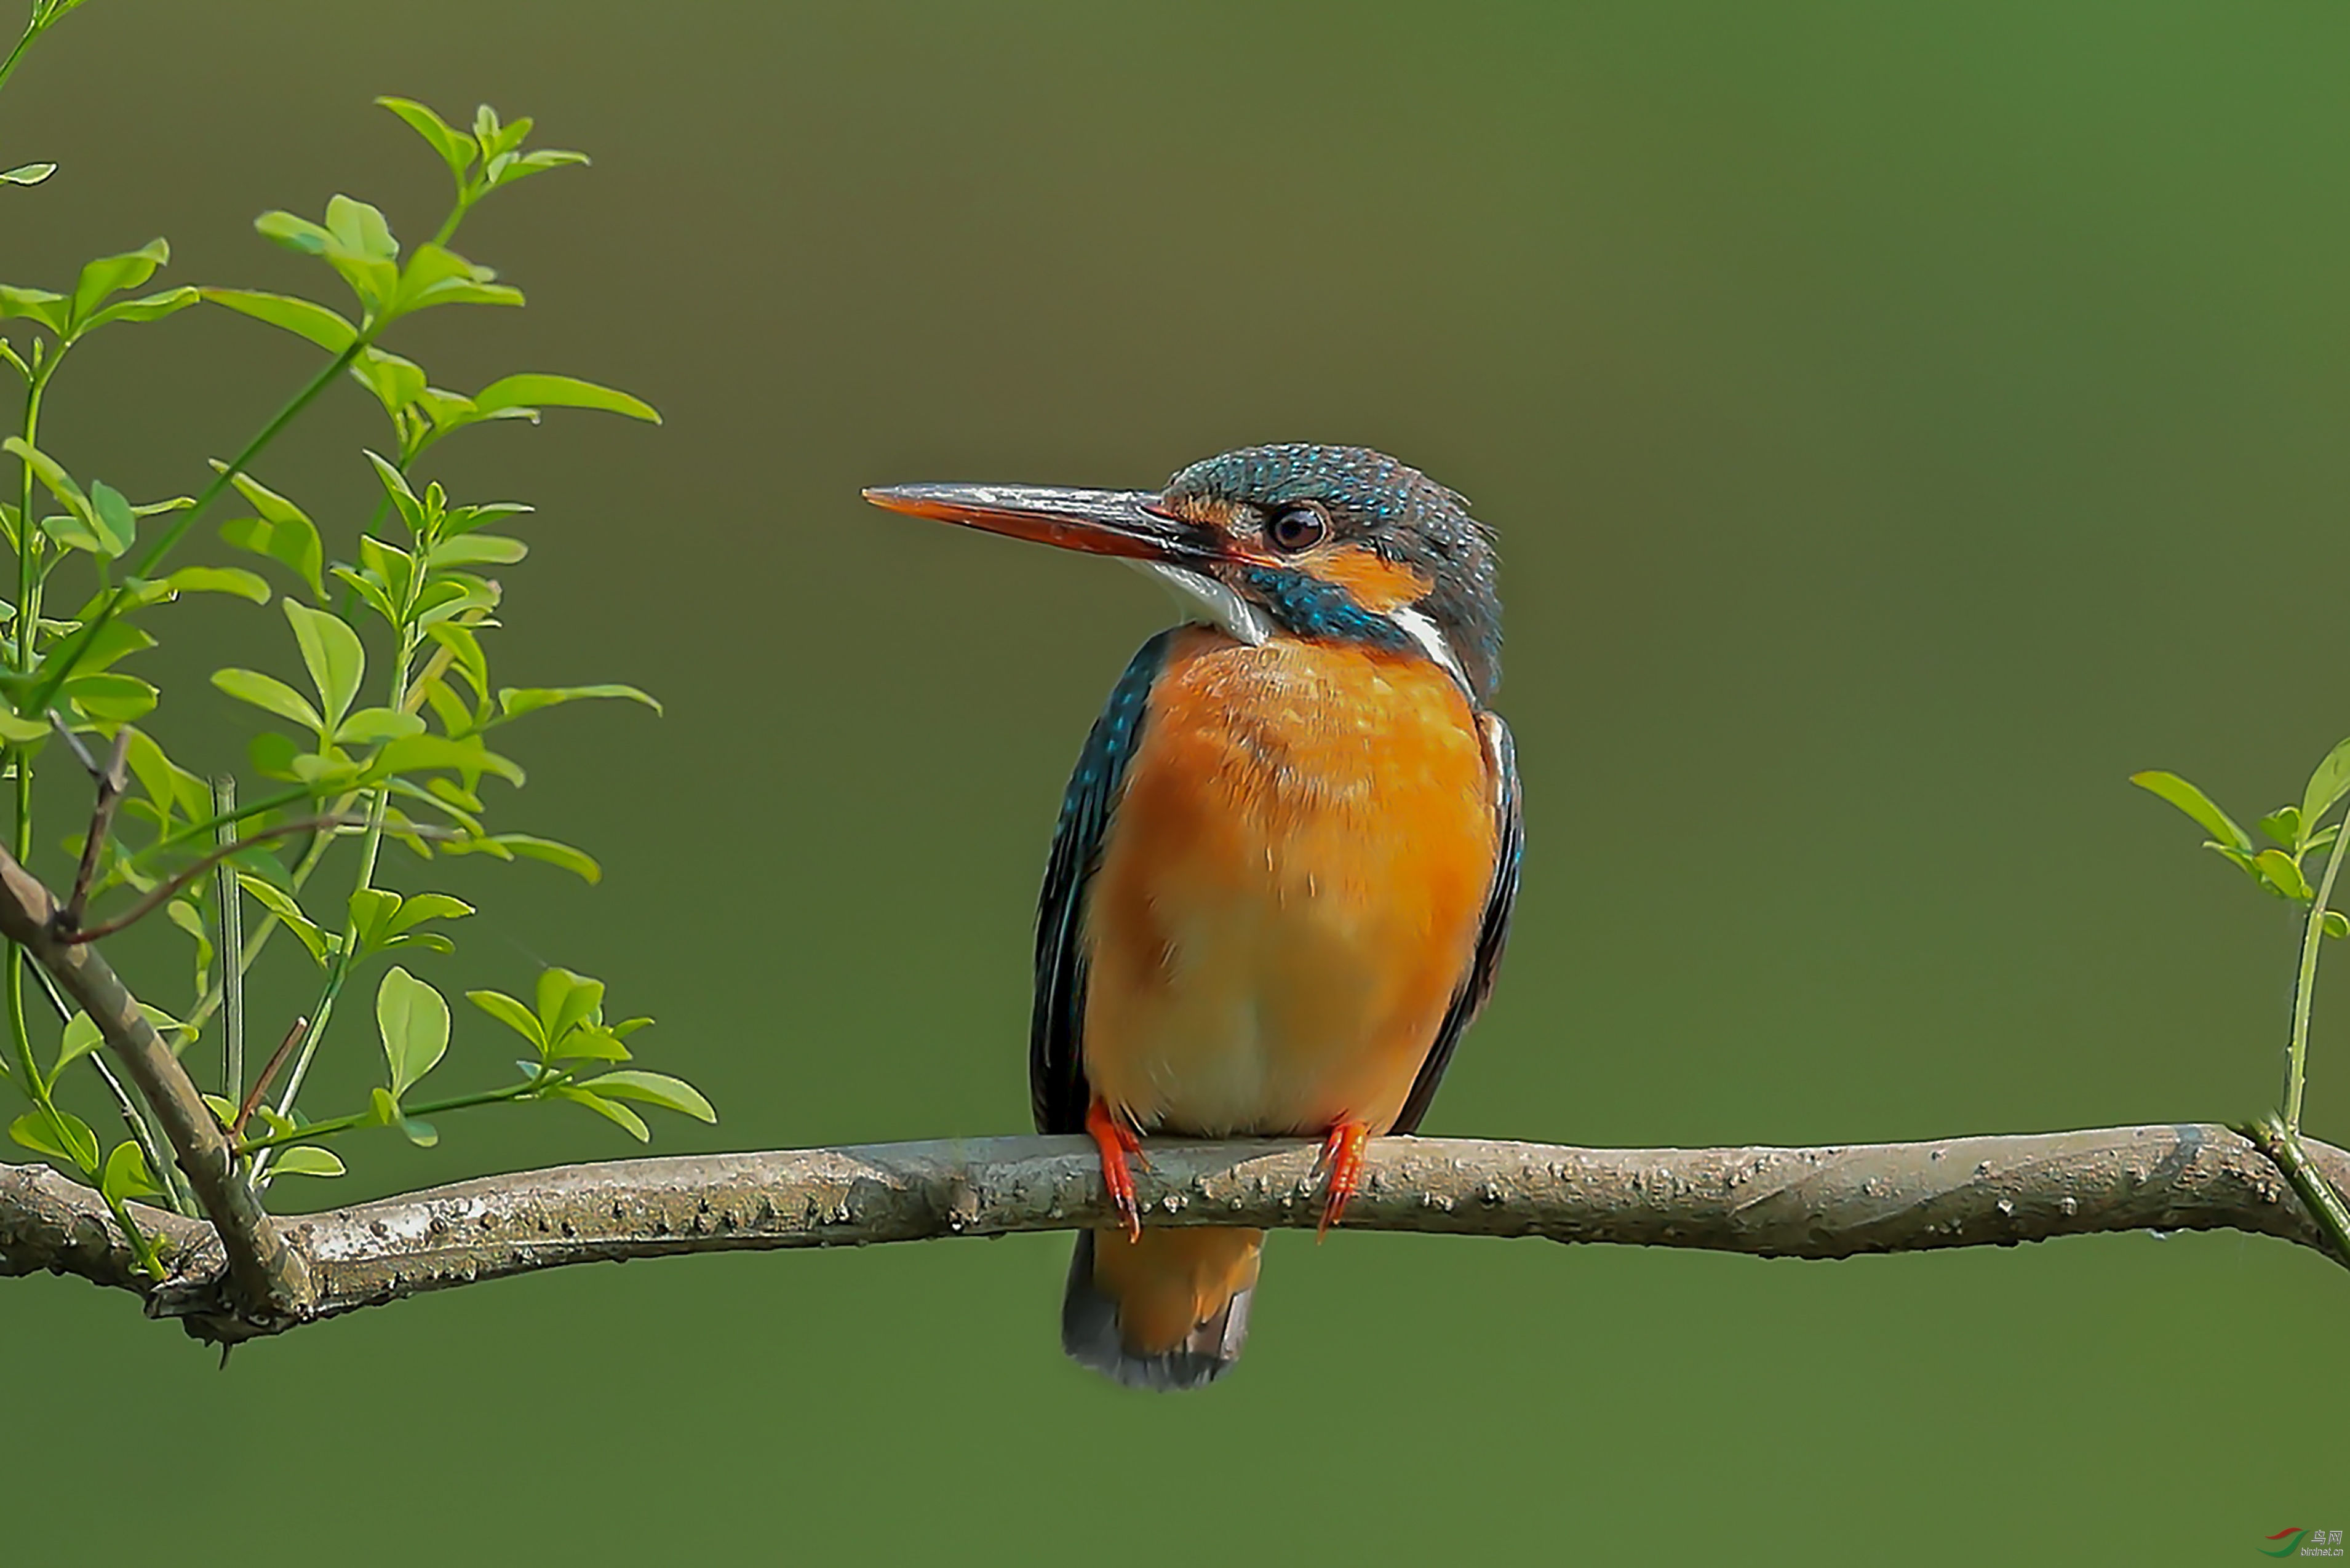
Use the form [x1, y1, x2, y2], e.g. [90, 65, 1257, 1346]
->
[1080, 627, 1501, 1139]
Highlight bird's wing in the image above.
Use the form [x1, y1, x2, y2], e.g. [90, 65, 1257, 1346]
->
[1031, 630, 1179, 1135]
[1392, 710, 1523, 1135]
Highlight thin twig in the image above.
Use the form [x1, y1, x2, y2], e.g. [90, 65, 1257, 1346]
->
[44, 709, 98, 775]
[231, 1016, 307, 1140]
[62, 725, 131, 929]
[213, 776, 244, 1111]
[56, 816, 368, 944]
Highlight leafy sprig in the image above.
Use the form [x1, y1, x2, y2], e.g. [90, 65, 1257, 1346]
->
[0, 76, 709, 1265]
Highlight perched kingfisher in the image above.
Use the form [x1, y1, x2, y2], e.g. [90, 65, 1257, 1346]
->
[866, 444, 1521, 1390]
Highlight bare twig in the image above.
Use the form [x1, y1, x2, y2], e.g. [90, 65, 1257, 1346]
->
[55, 815, 359, 944]
[213, 775, 244, 1111]
[231, 1016, 306, 1140]
[61, 725, 130, 929]
[0, 840, 311, 1324]
[1, 1124, 2340, 1345]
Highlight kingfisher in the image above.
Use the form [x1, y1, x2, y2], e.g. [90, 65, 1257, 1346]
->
[865, 444, 1521, 1390]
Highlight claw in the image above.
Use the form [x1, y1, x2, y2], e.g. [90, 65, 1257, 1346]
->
[1086, 1097, 1144, 1243]
[1315, 1121, 1371, 1240]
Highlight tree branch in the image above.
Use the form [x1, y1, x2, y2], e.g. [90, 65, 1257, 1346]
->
[2, 1123, 2341, 1343]
[0, 843, 313, 1325]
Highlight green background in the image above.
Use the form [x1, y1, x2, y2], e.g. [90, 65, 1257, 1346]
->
[2, 2, 2342, 1561]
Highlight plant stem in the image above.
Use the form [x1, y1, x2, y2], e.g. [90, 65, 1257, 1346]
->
[255, 620, 416, 1177]
[2285, 815, 2350, 1136]
[2240, 1115, 2350, 1265]
[213, 776, 243, 1105]
[0, 10, 47, 106]
[18, 947, 189, 1217]
[235, 1072, 564, 1156]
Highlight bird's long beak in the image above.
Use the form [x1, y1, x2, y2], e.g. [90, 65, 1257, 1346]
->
[862, 482, 1213, 565]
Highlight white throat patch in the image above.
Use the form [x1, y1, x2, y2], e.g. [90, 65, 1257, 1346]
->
[1388, 603, 1473, 694]
[1128, 560, 1273, 646]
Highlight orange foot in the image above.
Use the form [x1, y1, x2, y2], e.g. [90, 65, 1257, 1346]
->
[1086, 1098, 1144, 1243]
[1315, 1121, 1371, 1240]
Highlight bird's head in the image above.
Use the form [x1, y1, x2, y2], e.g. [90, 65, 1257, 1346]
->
[864, 443, 1502, 701]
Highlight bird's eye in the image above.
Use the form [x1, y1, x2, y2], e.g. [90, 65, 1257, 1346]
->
[1267, 506, 1328, 554]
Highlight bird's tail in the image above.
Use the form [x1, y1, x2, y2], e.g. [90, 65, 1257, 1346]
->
[1059, 1226, 1262, 1391]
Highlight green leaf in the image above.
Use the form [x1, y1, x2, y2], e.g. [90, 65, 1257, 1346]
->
[370, 731, 525, 786]
[495, 683, 661, 722]
[212, 667, 323, 734]
[254, 210, 334, 257]
[10, 1107, 98, 1171]
[65, 671, 156, 722]
[2259, 808, 2301, 850]
[580, 1070, 715, 1124]
[325, 194, 400, 263]
[329, 565, 402, 630]
[283, 600, 364, 733]
[153, 565, 271, 605]
[336, 706, 425, 746]
[201, 288, 357, 352]
[100, 1139, 161, 1201]
[552, 1085, 648, 1142]
[2300, 738, 2350, 845]
[429, 534, 528, 568]
[470, 373, 660, 424]
[2256, 848, 2313, 902]
[68, 238, 169, 333]
[377, 965, 449, 1099]
[268, 1146, 346, 1179]
[357, 533, 419, 605]
[0, 284, 68, 334]
[1, 162, 57, 187]
[492, 147, 589, 188]
[123, 727, 204, 829]
[237, 873, 334, 966]
[2328, 910, 2349, 940]
[52, 1010, 103, 1082]
[5, 436, 93, 529]
[536, 966, 604, 1045]
[349, 886, 403, 947]
[2129, 771, 2252, 855]
[389, 893, 472, 933]
[63, 618, 155, 677]
[546, 1025, 630, 1063]
[210, 462, 326, 599]
[0, 710, 49, 744]
[426, 621, 490, 705]
[368, 1086, 402, 1126]
[80, 286, 200, 333]
[364, 450, 426, 535]
[86, 479, 137, 555]
[488, 833, 597, 882]
[376, 96, 476, 180]
[467, 989, 546, 1051]
[398, 1116, 439, 1147]
[351, 346, 427, 418]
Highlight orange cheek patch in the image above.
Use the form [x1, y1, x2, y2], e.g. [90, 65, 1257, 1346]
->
[1304, 549, 1430, 614]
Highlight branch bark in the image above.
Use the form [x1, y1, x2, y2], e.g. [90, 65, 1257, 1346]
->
[0, 843, 312, 1325]
[2, 1123, 2341, 1342]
